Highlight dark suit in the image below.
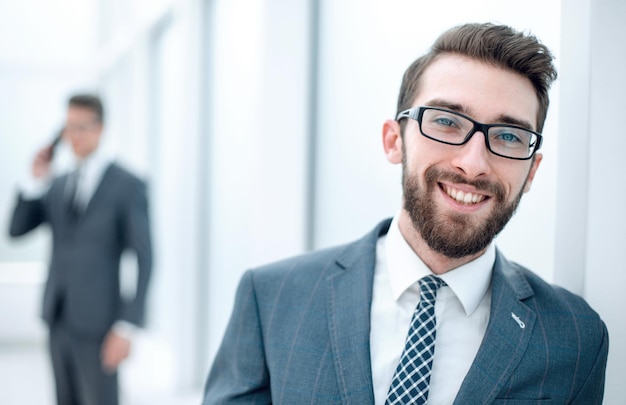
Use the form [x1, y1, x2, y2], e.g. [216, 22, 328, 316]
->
[203, 219, 608, 404]
[9, 162, 152, 405]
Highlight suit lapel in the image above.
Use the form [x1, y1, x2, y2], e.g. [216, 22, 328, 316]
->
[454, 251, 536, 404]
[326, 219, 391, 405]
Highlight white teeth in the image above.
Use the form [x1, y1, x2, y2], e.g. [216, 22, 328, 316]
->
[444, 185, 486, 205]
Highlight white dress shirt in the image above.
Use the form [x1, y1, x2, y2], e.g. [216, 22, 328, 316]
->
[68, 145, 113, 211]
[370, 216, 495, 405]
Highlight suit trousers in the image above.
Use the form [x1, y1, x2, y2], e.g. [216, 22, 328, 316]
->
[49, 322, 118, 405]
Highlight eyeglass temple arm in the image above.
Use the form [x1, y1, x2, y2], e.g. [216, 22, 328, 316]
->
[395, 108, 414, 121]
[534, 135, 543, 151]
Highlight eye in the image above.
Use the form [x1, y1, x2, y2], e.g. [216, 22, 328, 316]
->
[489, 127, 536, 156]
[427, 112, 466, 130]
[496, 132, 522, 143]
[492, 128, 527, 145]
[433, 117, 458, 127]
[421, 108, 471, 136]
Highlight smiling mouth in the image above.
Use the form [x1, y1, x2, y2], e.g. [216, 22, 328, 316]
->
[441, 184, 488, 205]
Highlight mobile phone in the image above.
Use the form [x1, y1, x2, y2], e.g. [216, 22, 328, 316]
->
[48, 128, 63, 159]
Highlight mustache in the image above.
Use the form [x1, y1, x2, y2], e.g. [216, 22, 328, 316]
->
[424, 167, 505, 202]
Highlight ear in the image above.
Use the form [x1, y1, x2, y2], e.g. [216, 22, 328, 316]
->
[382, 119, 403, 164]
[523, 153, 542, 193]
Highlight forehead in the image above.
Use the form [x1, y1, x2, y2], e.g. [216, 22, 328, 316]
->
[67, 105, 98, 122]
[413, 54, 539, 130]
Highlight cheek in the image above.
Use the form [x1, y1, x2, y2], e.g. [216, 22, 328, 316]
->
[402, 151, 428, 181]
[500, 167, 532, 200]
[404, 139, 455, 181]
[81, 134, 97, 148]
[403, 135, 431, 167]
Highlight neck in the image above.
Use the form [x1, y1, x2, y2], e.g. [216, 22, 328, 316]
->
[397, 209, 487, 275]
[75, 145, 99, 162]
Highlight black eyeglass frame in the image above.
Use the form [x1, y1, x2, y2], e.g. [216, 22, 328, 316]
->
[396, 106, 543, 160]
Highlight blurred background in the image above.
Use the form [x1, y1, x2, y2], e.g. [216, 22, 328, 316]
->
[0, 0, 624, 404]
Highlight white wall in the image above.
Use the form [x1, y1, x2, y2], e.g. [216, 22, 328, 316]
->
[557, 1, 626, 402]
[203, 0, 312, 377]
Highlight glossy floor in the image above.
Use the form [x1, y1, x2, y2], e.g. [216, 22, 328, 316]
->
[0, 342, 201, 405]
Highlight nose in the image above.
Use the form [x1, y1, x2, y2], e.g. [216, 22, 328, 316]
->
[65, 131, 81, 145]
[449, 131, 491, 178]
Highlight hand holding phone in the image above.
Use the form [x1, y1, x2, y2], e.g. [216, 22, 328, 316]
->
[32, 129, 63, 178]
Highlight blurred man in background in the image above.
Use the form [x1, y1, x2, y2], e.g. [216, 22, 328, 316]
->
[9, 94, 152, 405]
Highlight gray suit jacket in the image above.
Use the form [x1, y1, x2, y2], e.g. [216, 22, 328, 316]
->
[9, 163, 152, 339]
[204, 219, 608, 404]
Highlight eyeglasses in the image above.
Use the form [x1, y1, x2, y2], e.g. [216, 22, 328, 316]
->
[396, 106, 543, 160]
[64, 121, 100, 135]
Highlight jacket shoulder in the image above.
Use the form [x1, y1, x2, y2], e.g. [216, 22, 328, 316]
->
[107, 163, 146, 187]
[249, 243, 350, 289]
[103, 164, 149, 203]
[503, 258, 607, 349]
[521, 263, 601, 318]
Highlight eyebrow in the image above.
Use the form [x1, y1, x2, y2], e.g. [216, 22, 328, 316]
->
[493, 114, 535, 131]
[424, 98, 536, 131]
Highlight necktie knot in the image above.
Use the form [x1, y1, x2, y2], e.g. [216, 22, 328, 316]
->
[418, 275, 445, 307]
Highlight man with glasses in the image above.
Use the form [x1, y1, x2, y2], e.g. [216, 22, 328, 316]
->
[9, 94, 153, 405]
[203, 23, 608, 404]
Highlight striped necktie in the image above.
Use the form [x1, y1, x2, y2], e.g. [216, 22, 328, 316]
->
[65, 167, 82, 217]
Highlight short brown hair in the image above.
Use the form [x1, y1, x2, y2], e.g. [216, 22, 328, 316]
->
[397, 23, 557, 133]
[68, 94, 104, 123]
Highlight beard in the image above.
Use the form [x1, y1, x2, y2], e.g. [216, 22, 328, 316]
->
[402, 163, 528, 259]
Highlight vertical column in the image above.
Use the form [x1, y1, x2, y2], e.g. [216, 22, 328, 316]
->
[557, 0, 626, 401]
[203, 0, 312, 372]
[583, 1, 626, 402]
[554, 0, 592, 295]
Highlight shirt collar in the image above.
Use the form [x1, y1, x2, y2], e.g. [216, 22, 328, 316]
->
[75, 144, 109, 170]
[385, 215, 495, 316]
[72, 146, 114, 204]
[75, 145, 112, 180]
